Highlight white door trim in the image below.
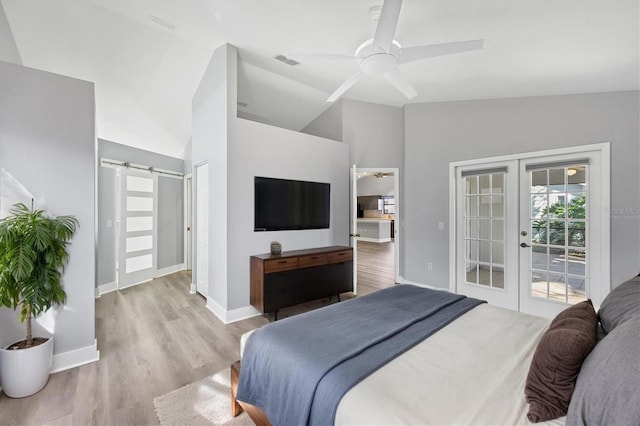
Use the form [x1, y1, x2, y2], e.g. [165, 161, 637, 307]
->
[354, 167, 401, 283]
[449, 143, 610, 313]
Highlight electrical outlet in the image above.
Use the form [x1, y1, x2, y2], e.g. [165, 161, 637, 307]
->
[427, 262, 433, 271]
[438, 221, 444, 230]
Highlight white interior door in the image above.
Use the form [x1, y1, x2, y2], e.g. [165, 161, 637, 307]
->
[452, 145, 610, 318]
[118, 171, 158, 288]
[350, 164, 358, 295]
[454, 161, 520, 310]
[185, 175, 193, 270]
[195, 163, 209, 297]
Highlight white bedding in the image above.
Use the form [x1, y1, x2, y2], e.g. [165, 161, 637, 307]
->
[241, 303, 566, 425]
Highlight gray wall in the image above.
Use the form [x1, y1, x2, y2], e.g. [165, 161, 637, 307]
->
[358, 175, 395, 197]
[301, 101, 343, 142]
[404, 91, 640, 289]
[342, 100, 404, 168]
[193, 44, 350, 318]
[97, 139, 184, 287]
[0, 60, 96, 356]
[0, 3, 20, 64]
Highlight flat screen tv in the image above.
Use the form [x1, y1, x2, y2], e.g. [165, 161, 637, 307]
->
[254, 177, 330, 231]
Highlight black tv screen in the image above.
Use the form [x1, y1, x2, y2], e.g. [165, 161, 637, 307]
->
[254, 177, 330, 231]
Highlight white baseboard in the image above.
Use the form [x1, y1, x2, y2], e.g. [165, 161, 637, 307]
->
[358, 237, 392, 243]
[189, 283, 196, 294]
[96, 281, 117, 298]
[397, 277, 450, 292]
[206, 299, 261, 324]
[155, 263, 185, 278]
[51, 339, 100, 374]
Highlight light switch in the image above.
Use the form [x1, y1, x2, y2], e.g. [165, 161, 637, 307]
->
[438, 221, 444, 230]
[107, 220, 113, 228]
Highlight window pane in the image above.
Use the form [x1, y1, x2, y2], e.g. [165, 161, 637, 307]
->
[466, 196, 478, 217]
[548, 168, 565, 193]
[531, 170, 547, 193]
[126, 235, 153, 253]
[479, 175, 490, 194]
[126, 254, 152, 273]
[465, 176, 478, 195]
[127, 176, 154, 193]
[466, 263, 478, 284]
[491, 195, 504, 218]
[479, 218, 491, 240]
[548, 273, 567, 302]
[126, 216, 153, 232]
[549, 247, 566, 273]
[492, 219, 504, 240]
[531, 195, 548, 219]
[567, 193, 586, 219]
[466, 218, 478, 239]
[549, 221, 566, 246]
[479, 196, 491, 217]
[127, 196, 153, 212]
[492, 174, 504, 193]
[492, 266, 505, 289]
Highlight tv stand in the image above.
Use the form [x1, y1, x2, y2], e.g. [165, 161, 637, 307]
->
[250, 246, 353, 319]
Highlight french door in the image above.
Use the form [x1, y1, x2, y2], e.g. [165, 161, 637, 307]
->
[118, 170, 158, 288]
[452, 145, 609, 318]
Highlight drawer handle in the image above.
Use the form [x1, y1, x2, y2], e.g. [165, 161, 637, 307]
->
[337, 253, 345, 256]
[311, 256, 318, 260]
[278, 260, 287, 264]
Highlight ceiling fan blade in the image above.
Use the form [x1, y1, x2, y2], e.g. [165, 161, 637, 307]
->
[383, 68, 417, 99]
[373, 0, 403, 53]
[327, 71, 363, 102]
[291, 53, 357, 63]
[398, 39, 484, 64]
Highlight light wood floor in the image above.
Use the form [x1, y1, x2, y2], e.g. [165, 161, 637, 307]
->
[0, 241, 394, 425]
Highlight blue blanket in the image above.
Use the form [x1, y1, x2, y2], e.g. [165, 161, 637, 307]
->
[237, 285, 484, 425]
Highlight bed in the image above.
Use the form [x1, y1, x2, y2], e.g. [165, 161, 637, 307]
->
[231, 276, 640, 426]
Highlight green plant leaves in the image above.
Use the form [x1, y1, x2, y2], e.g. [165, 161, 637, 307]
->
[0, 201, 77, 325]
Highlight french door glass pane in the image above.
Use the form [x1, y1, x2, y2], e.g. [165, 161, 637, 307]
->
[528, 166, 587, 303]
[463, 172, 506, 290]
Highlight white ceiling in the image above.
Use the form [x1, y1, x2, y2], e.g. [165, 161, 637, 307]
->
[2, 0, 638, 159]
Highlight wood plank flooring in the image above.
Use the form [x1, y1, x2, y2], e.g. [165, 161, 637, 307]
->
[0, 242, 394, 425]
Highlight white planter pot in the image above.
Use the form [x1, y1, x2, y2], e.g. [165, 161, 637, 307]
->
[0, 336, 53, 398]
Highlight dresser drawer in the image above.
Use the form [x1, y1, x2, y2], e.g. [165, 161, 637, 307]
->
[265, 257, 299, 273]
[328, 250, 353, 264]
[298, 253, 328, 268]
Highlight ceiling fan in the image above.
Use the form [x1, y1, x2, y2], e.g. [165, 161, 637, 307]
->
[295, 0, 484, 103]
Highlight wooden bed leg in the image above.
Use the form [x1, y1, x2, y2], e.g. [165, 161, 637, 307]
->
[230, 360, 244, 417]
[230, 360, 273, 426]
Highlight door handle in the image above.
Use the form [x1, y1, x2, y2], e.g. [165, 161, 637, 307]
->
[520, 242, 531, 248]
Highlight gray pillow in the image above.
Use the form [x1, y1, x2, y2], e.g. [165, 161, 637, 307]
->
[566, 316, 640, 425]
[598, 275, 640, 334]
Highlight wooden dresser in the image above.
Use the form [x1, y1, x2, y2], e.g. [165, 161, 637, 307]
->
[250, 245, 353, 318]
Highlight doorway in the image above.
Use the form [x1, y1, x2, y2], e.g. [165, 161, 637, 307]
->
[450, 144, 610, 318]
[350, 166, 400, 296]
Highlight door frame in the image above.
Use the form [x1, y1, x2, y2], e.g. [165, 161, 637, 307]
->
[352, 166, 401, 284]
[183, 173, 193, 272]
[449, 143, 610, 313]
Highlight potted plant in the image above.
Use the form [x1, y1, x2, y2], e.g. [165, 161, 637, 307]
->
[0, 201, 78, 398]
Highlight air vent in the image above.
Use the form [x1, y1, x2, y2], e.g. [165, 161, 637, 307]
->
[274, 54, 300, 66]
[149, 15, 176, 30]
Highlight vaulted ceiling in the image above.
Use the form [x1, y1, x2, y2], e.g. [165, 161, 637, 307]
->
[2, 0, 638, 158]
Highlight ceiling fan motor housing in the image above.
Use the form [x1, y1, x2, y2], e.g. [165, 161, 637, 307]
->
[355, 39, 402, 76]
